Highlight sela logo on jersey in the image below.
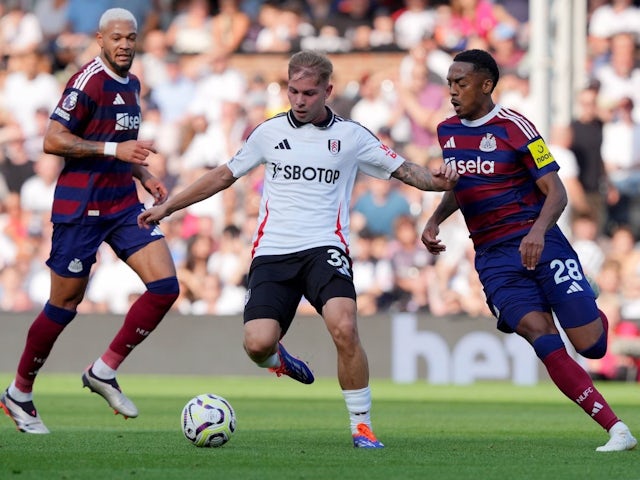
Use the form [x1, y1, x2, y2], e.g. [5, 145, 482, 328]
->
[445, 156, 495, 174]
[115, 112, 141, 131]
[271, 162, 341, 184]
[527, 138, 555, 169]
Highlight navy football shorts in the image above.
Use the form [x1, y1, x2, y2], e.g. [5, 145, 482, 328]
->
[476, 226, 599, 333]
[46, 205, 165, 278]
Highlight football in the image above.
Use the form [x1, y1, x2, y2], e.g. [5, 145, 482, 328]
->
[181, 393, 236, 447]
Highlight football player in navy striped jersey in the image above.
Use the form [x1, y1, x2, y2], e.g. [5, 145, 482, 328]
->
[1, 8, 179, 434]
[138, 50, 458, 448]
[422, 48, 636, 452]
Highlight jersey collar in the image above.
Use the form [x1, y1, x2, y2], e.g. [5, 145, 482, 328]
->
[95, 56, 130, 84]
[287, 107, 336, 129]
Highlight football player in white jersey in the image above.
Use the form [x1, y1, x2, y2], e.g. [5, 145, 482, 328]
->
[138, 50, 458, 448]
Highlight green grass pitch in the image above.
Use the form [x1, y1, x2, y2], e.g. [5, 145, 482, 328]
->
[0, 374, 637, 480]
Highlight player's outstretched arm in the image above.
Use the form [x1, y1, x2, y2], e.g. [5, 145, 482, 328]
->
[43, 120, 155, 166]
[391, 161, 459, 191]
[138, 163, 237, 228]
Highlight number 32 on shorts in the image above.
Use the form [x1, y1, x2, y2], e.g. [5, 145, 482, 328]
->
[326, 248, 351, 277]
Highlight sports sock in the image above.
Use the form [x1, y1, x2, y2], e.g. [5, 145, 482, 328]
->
[90, 357, 116, 380]
[257, 353, 280, 368]
[542, 347, 619, 431]
[15, 303, 76, 393]
[100, 277, 178, 370]
[342, 386, 372, 434]
[8, 380, 32, 402]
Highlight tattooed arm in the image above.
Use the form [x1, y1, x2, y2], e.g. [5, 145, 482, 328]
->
[43, 120, 155, 166]
[391, 160, 459, 191]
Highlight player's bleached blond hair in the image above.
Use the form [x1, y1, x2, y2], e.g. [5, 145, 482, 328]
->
[288, 50, 333, 85]
[99, 8, 137, 31]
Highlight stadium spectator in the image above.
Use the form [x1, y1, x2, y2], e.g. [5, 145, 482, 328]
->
[299, 1, 351, 53]
[165, 0, 213, 56]
[181, 51, 247, 168]
[351, 228, 395, 315]
[433, 0, 500, 53]
[85, 247, 147, 314]
[177, 230, 217, 302]
[593, 31, 640, 125]
[0, 136, 35, 193]
[62, 0, 110, 57]
[138, 29, 171, 90]
[398, 30, 453, 85]
[211, 0, 252, 55]
[388, 214, 432, 312]
[394, 60, 449, 151]
[570, 213, 607, 280]
[0, 0, 44, 58]
[147, 52, 197, 159]
[421, 48, 636, 452]
[493, 68, 534, 121]
[368, 7, 396, 51]
[254, 0, 314, 53]
[600, 97, 640, 233]
[324, 0, 380, 51]
[392, 0, 437, 51]
[2, 49, 61, 144]
[0, 263, 34, 312]
[547, 124, 589, 240]
[349, 72, 395, 136]
[206, 223, 249, 289]
[190, 271, 246, 315]
[0, 8, 179, 434]
[138, 50, 458, 448]
[487, 21, 525, 72]
[32, 0, 69, 59]
[19, 152, 62, 215]
[352, 176, 412, 238]
[604, 225, 640, 322]
[570, 83, 617, 236]
[588, 0, 640, 66]
[109, 0, 159, 40]
[0, 192, 27, 268]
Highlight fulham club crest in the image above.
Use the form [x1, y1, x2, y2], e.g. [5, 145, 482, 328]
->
[328, 139, 341, 155]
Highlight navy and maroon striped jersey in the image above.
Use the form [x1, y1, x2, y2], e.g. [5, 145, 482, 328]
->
[438, 104, 560, 251]
[49, 56, 142, 224]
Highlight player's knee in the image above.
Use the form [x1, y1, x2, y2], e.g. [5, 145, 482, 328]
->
[578, 331, 608, 359]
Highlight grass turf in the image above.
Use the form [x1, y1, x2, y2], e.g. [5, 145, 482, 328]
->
[0, 374, 637, 480]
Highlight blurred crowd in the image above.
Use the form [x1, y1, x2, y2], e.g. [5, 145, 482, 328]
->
[1, 0, 640, 378]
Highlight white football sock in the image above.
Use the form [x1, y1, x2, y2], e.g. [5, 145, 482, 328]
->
[8, 380, 32, 402]
[91, 357, 116, 379]
[256, 353, 280, 369]
[342, 386, 372, 434]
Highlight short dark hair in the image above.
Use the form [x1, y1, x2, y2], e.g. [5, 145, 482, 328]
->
[453, 49, 500, 91]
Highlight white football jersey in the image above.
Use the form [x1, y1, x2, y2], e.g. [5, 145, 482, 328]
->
[227, 109, 405, 257]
